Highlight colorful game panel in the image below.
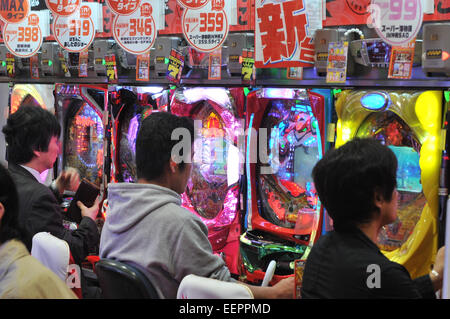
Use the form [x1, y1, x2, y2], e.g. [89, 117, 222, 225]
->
[64, 99, 104, 186]
[170, 87, 244, 275]
[257, 98, 321, 234]
[335, 90, 442, 278]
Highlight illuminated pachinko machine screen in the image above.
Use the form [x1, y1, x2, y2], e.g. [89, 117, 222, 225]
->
[118, 108, 146, 183]
[257, 97, 322, 233]
[113, 87, 167, 183]
[187, 101, 240, 221]
[64, 100, 104, 186]
[356, 111, 424, 251]
[171, 87, 243, 236]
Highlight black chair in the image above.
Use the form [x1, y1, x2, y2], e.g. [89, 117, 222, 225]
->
[95, 259, 159, 299]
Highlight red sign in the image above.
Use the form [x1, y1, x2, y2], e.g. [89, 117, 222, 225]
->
[45, 0, 80, 16]
[106, 0, 140, 15]
[177, 0, 208, 10]
[424, 0, 450, 21]
[0, 0, 30, 24]
[325, 0, 450, 26]
[255, 0, 314, 68]
[211, 0, 224, 11]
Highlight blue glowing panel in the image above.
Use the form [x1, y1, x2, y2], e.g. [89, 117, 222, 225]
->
[360, 92, 390, 111]
[388, 145, 422, 193]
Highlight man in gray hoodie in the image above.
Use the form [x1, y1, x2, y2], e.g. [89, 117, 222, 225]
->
[99, 111, 294, 299]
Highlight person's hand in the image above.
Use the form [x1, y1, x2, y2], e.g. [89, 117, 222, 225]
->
[77, 196, 101, 221]
[55, 167, 80, 194]
[430, 246, 445, 291]
[271, 276, 295, 299]
[245, 276, 295, 299]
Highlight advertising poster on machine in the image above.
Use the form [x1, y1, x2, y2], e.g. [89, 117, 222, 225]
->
[326, 41, 348, 83]
[255, 0, 321, 68]
[388, 44, 415, 79]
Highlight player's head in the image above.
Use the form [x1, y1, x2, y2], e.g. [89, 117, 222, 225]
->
[0, 163, 22, 244]
[2, 105, 61, 166]
[312, 137, 398, 231]
[136, 112, 194, 193]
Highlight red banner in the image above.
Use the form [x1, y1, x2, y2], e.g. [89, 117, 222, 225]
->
[325, 0, 450, 26]
[424, 0, 450, 21]
[255, 0, 314, 68]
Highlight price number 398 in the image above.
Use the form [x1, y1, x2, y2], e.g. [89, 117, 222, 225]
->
[17, 26, 39, 42]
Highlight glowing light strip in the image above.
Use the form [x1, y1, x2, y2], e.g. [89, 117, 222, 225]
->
[245, 113, 254, 230]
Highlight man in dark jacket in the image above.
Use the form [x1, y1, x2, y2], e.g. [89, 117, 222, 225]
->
[2, 105, 100, 297]
[301, 138, 444, 299]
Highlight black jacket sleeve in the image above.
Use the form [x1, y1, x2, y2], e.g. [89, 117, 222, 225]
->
[26, 187, 100, 264]
[379, 264, 436, 299]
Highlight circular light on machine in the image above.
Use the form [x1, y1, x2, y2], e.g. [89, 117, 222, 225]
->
[360, 91, 391, 111]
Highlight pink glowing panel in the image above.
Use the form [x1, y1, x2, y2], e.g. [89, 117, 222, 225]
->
[171, 88, 242, 229]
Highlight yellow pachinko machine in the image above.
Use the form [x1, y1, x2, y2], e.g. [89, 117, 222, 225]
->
[335, 90, 443, 278]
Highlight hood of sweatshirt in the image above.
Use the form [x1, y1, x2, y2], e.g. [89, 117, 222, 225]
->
[105, 183, 182, 234]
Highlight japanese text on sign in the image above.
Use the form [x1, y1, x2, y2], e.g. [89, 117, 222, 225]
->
[177, 0, 208, 9]
[106, 0, 140, 15]
[45, 0, 80, 16]
[369, 0, 423, 46]
[112, 1, 156, 55]
[0, 0, 30, 24]
[255, 0, 315, 68]
[3, 13, 42, 58]
[53, 6, 95, 52]
[182, 1, 229, 53]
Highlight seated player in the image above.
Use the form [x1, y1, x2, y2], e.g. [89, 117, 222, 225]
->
[2, 105, 100, 298]
[301, 137, 444, 298]
[100, 112, 294, 299]
[0, 163, 77, 298]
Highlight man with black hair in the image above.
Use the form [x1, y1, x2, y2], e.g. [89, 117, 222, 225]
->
[100, 111, 294, 299]
[301, 137, 445, 299]
[2, 106, 100, 297]
[0, 163, 77, 298]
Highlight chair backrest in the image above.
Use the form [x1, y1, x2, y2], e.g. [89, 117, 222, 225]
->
[95, 259, 159, 299]
[31, 232, 70, 282]
[177, 274, 254, 299]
